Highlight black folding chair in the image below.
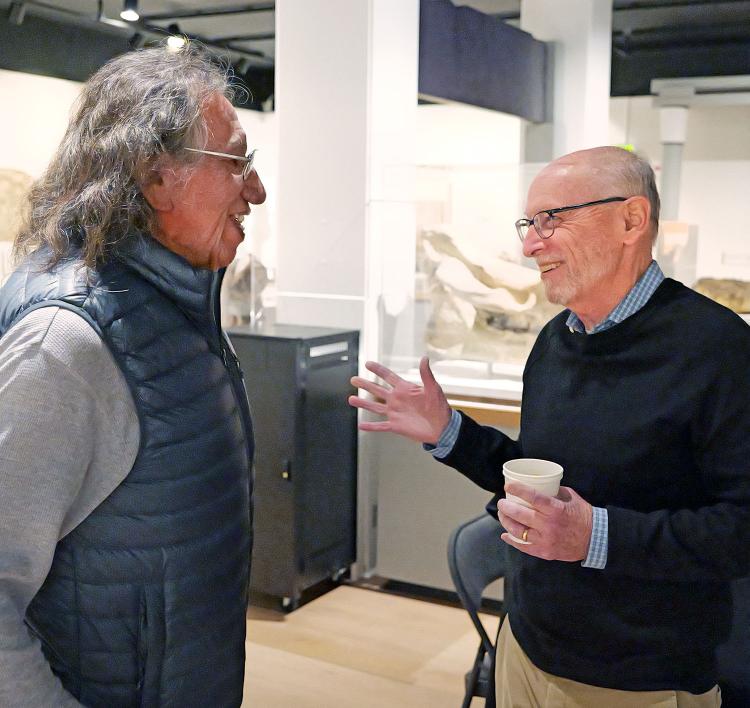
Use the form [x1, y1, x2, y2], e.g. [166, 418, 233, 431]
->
[447, 514, 507, 708]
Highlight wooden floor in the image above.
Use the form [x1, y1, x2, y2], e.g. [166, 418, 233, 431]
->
[242, 585, 498, 707]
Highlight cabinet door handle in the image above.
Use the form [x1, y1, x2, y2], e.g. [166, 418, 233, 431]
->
[281, 460, 291, 481]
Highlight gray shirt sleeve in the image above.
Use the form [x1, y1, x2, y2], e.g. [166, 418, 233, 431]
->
[0, 307, 140, 707]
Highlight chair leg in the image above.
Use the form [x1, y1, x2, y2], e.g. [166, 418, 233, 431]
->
[462, 644, 485, 708]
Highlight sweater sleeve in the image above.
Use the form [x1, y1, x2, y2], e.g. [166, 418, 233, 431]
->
[437, 411, 523, 494]
[0, 307, 139, 707]
[605, 320, 750, 582]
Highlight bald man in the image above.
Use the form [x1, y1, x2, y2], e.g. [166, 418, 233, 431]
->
[350, 147, 750, 707]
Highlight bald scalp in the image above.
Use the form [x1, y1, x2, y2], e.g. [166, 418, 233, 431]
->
[548, 147, 661, 241]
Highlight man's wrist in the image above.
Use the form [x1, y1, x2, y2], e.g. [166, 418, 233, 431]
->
[423, 409, 461, 459]
[582, 506, 608, 569]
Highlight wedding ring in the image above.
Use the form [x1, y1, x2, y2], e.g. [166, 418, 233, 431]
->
[521, 528, 529, 543]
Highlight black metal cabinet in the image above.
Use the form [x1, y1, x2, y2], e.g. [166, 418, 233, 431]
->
[227, 324, 359, 609]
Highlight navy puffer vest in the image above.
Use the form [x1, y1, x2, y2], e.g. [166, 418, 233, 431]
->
[0, 236, 254, 706]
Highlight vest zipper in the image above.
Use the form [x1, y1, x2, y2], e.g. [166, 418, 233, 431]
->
[211, 271, 254, 464]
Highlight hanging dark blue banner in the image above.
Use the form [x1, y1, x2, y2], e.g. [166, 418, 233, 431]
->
[418, 0, 549, 123]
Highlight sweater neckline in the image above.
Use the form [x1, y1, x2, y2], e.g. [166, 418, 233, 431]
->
[558, 278, 683, 351]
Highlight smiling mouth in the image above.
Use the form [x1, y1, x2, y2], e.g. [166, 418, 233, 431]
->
[230, 214, 246, 234]
[539, 262, 562, 274]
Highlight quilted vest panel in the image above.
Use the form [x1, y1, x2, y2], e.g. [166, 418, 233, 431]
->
[0, 238, 254, 707]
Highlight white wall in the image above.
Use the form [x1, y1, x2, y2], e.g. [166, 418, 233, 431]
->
[234, 109, 277, 273]
[273, 0, 370, 329]
[0, 69, 81, 178]
[415, 103, 524, 262]
[680, 161, 750, 281]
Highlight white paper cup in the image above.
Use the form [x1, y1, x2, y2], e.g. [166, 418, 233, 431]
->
[502, 458, 563, 543]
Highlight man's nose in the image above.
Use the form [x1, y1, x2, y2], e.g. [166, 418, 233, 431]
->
[521, 225, 544, 258]
[243, 170, 266, 205]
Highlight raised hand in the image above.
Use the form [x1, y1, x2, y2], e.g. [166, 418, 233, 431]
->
[348, 356, 452, 445]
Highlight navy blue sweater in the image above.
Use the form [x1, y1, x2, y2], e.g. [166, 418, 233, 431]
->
[441, 279, 750, 692]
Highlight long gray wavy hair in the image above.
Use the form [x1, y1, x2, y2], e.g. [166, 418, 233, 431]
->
[14, 43, 235, 269]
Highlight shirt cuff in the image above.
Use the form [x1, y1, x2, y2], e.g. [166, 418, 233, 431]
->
[582, 506, 608, 569]
[423, 408, 461, 459]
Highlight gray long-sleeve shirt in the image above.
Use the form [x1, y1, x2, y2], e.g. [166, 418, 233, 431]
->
[0, 307, 140, 706]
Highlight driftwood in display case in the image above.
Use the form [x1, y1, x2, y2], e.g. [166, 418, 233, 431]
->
[0, 169, 32, 243]
[693, 278, 750, 314]
[0, 169, 33, 285]
[220, 251, 269, 327]
[418, 229, 562, 365]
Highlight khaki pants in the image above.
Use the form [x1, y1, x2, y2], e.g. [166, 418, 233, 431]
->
[495, 620, 722, 708]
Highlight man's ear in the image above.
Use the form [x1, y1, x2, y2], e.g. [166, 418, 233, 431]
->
[141, 168, 176, 212]
[622, 195, 650, 245]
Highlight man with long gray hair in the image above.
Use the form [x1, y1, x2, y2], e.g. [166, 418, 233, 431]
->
[0, 44, 265, 705]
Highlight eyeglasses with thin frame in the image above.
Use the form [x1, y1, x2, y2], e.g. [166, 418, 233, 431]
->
[515, 196, 627, 242]
[184, 147, 258, 180]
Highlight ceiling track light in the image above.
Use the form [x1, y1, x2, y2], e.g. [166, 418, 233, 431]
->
[120, 0, 139, 22]
[166, 23, 186, 51]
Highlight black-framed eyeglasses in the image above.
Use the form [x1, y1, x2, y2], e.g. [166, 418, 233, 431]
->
[515, 196, 627, 242]
[184, 147, 258, 180]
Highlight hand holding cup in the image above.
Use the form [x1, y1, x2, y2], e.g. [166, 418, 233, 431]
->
[497, 458, 594, 562]
[502, 458, 563, 543]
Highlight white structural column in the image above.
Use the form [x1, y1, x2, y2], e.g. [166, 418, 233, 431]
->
[274, 0, 369, 329]
[274, 0, 420, 574]
[520, 0, 613, 160]
[658, 106, 689, 221]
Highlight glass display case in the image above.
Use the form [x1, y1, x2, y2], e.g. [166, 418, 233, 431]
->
[379, 159, 552, 411]
[377, 156, 750, 414]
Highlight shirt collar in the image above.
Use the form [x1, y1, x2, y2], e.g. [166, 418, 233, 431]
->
[566, 260, 665, 334]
